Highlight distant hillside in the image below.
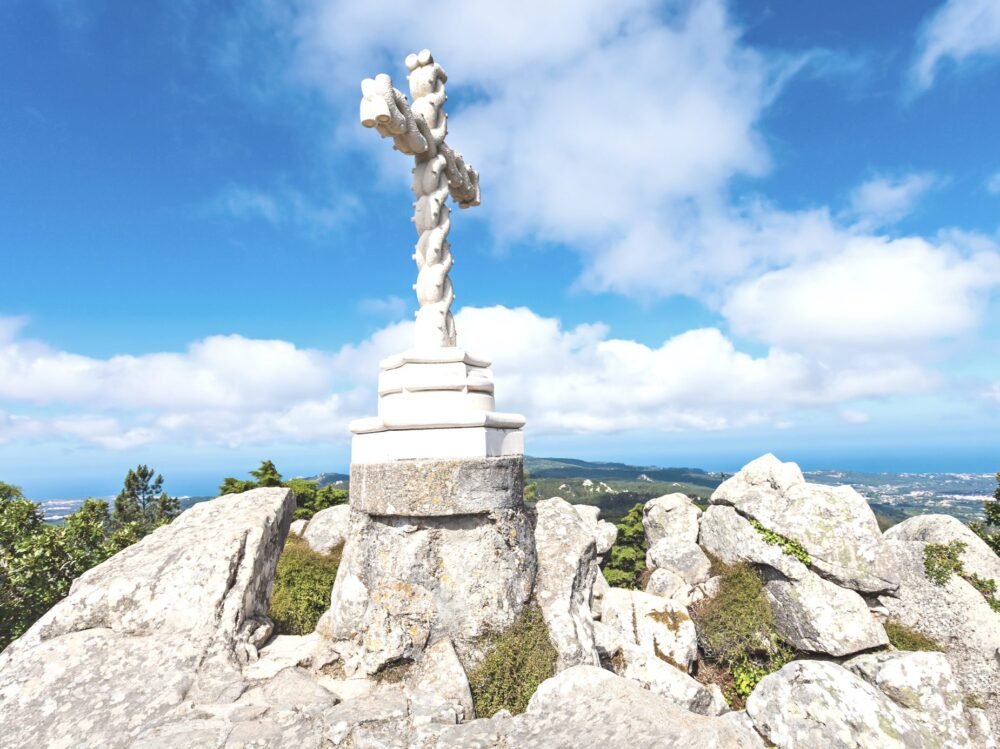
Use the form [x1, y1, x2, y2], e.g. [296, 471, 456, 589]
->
[307, 472, 350, 487]
[524, 456, 722, 488]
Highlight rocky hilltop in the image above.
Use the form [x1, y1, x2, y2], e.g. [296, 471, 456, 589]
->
[1, 455, 997, 748]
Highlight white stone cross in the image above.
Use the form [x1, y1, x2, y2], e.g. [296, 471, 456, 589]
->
[359, 49, 480, 349]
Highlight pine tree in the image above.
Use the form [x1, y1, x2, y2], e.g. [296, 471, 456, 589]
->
[153, 492, 181, 524]
[250, 460, 283, 487]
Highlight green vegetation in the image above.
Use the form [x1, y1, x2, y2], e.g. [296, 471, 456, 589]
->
[923, 540, 967, 585]
[220, 460, 348, 520]
[969, 472, 1000, 556]
[267, 535, 342, 635]
[112, 464, 180, 534]
[748, 518, 811, 565]
[884, 620, 942, 652]
[1, 467, 180, 651]
[691, 561, 794, 705]
[923, 540, 1000, 612]
[602, 503, 647, 589]
[468, 604, 557, 717]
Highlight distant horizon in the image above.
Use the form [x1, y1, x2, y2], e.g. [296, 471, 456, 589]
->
[24, 449, 999, 502]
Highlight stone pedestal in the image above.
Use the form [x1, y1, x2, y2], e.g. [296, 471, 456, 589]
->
[323, 348, 535, 675]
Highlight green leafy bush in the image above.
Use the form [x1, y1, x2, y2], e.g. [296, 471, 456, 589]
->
[923, 541, 966, 585]
[1, 471, 176, 652]
[268, 535, 342, 635]
[691, 561, 794, 704]
[748, 518, 811, 565]
[602, 503, 647, 589]
[884, 620, 942, 652]
[468, 604, 557, 718]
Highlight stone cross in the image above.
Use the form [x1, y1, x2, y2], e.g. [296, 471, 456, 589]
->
[359, 49, 480, 349]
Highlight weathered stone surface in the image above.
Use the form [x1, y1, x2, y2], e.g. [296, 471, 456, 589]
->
[764, 571, 888, 657]
[302, 504, 351, 554]
[878, 536, 1000, 729]
[533, 497, 600, 671]
[290, 518, 309, 536]
[590, 567, 610, 619]
[601, 588, 698, 671]
[746, 660, 943, 748]
[349, 456, 523, 516]
[644, 567, 690, 599]
[885, 513, 1000, 582]
[408, 638, 475, 722]
[611, 642, 728, 715]
[0, 488, 296, 749]
[699, 505, 808, 581]
[712, 454, 898, 593]
[507, 666, 761, 748]
[572, 503, 618, 565]
[430, 666, 761, 747]
[643, 493, 701, 546]
[646, 539, 711, 585]
[245, 633, 318, 680]
[325, 507, 536, 676]
[844, 651, 972, 748]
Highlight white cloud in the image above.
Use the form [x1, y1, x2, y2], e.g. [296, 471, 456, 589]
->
[987, 172, 1000, 194]
[847, 173, 937, 229]
[0, 306, 935, 448]
[358, 295, 408, 318]
[840, 409, 870, 425]
[211, 184, 358, 232]
[242, 0, 801, 301]
[911, 0, 1000, 91]
[722, 235, 1000, 349]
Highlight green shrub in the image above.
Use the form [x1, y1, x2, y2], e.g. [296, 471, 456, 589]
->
[691, 561, 793, 703]
[602, 503, 647, 589]
[884, 620, 942, 652]
[748, 518, 811, 565]
[268, 535, 342, 635]
[923, 541, 966, 585]
[468, 604, 557, 718]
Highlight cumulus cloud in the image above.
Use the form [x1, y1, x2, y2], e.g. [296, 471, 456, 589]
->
[0, 307, 933, 448]
[911, 0, 1000, 91]
[239, 0, 800, 300]
[847, 173, 937, 229]
[722, 235, 1000, 350]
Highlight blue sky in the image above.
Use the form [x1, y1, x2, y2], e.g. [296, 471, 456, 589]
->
[1, 0, 999, 498]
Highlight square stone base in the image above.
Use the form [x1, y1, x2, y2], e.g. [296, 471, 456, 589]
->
[349, 455, 524, 516]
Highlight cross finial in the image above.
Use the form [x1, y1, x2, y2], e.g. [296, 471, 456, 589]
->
[360, 50, 480, 349]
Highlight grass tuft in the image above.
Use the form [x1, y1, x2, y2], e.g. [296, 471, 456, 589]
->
[268, 534, 342, 635]
[884, 620, 942, 652]
[468, 604, 557, 718]
[690, 560, 794, 705]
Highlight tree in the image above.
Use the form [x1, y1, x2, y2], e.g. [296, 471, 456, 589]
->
[286, 478, 348, 520]
[970, 472, 1000, 555]
[602, 503, 648, 588]
[219, 477, 256, 495]
[112, 465, 179, 532]
[113, 465, 163, 527]
[250, 460, 283, 487]
[219, 462, 347, 519]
